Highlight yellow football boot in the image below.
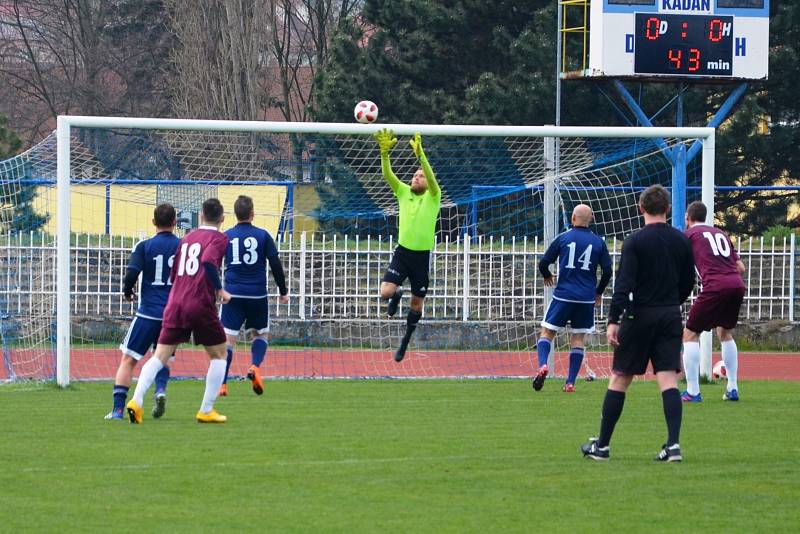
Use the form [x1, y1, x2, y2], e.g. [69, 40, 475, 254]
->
[126, 399, 143, 424]
[196, 409, 227, 424]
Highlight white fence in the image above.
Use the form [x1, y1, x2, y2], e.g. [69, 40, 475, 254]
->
[0, 231, 798, 324]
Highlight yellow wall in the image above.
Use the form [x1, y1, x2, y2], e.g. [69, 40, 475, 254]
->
[34, 185, 108, 235]
[293, 183, 319, 234]
[34, 184, 294, 238]
[109, 185, 157, 236]
[218, 185, 286, 236]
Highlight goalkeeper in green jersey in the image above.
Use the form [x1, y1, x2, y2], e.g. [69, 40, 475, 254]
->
[374, 128, 442, 362]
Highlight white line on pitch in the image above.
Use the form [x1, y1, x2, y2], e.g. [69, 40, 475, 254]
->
[12, 453, 538, 474]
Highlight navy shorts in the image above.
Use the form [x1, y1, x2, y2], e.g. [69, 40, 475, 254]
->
[541, 298, 595, 333]
[119, 316, 162, 361]
[220, 297, 270, 337]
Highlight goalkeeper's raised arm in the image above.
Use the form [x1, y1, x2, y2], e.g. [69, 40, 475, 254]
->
[409, 132, 440, 198]
[374, 128, 401, 193]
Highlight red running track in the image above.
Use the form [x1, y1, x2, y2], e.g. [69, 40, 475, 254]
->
[2, 349, 799, 381]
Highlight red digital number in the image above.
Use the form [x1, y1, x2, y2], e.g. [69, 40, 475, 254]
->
[645, 17, 660, 40]
[708, 19, 724, 42]
[688, 48, 701, 72]
[668, 49, 682, 70]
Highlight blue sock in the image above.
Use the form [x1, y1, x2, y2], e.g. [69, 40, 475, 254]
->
[567, 347, 585, 385]
[112, 385, 129, 414]
[223, 346, 233, 384]
[154, 365, 170, 394]
[536, 337, 552, 368]
[251, 338, 268, 368]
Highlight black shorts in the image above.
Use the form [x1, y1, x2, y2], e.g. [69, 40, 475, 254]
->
[612, 306, 683, 375]
[382, 245, 431, 298]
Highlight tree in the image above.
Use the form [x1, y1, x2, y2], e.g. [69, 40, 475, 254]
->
[0, 114, 46, 232]
[0, 0, 173, 146]
[266, 0, 362, 183]
[314, 0, 800, 235]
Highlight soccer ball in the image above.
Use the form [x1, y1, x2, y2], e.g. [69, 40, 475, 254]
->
[712, 360, 727, 380]
[354, 100, 378, 124]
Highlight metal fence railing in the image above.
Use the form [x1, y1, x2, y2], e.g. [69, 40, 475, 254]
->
[1, 231, 797, 324]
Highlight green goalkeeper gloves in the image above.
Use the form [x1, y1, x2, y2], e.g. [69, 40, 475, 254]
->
[409, 132, 424, 159]
[374, 128, 398, 154]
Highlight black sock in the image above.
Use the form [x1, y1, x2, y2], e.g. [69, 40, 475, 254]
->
[662, 388, 682, 446]
[598, 389, 626, 448]
[403, 309, 422, 341]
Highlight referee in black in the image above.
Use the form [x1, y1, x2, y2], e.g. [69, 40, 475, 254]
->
[581, 185, 695, 462]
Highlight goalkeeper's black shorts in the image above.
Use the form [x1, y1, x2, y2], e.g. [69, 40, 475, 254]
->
[382, 245, 431, 298]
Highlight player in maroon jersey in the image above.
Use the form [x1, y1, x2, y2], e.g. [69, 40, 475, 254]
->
[682, 201, 746, 403]
[126, 198, 232, 423]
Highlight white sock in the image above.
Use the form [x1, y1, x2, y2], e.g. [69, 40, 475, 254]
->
[721, 339, 738, 392]
[682, 341, 701, 396]
[132, 357, 163, 406]
[200, 359, 227, 413]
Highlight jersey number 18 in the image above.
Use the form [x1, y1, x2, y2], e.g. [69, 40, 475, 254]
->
[176, 242, 202, 277]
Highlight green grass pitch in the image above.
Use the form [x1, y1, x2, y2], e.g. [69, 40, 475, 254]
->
[1, 379, 797, 532]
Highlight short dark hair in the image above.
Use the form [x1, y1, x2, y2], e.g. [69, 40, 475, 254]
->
[234, 195, 254, 222]
[639, 185, 671, 216]
[153, 203, 176, 227]
[202, 198, 224, 224]
[686, 201, 707, 222]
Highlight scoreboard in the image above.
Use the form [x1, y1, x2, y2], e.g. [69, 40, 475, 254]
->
[585, 0, 768, 80]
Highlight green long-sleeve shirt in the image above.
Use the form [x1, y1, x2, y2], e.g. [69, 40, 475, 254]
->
[381, 152, 441, 251]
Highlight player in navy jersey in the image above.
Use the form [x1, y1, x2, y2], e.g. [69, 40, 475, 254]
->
[681, 201, 746, 402]
[126, 198, 232, 424]
[105, 204, 179, 420]
[218, 195, 289, 397]
[534, 204, 613, 392]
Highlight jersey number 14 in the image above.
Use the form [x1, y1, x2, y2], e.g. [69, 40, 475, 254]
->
[565, 242, 593, 271]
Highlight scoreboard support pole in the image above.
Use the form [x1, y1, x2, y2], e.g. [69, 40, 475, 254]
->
[609, 80, 747, 379]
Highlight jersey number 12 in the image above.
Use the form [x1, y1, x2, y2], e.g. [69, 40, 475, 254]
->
[151, 254, 174, 286]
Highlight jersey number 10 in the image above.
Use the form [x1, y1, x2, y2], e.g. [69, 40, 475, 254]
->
[702, 231, 731, 257]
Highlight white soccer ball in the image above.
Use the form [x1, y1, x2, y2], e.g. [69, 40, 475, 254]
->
[712, 360, 727, 380]
[354, 100, 378, 124]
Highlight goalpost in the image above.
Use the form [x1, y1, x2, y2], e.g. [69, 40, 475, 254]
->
[19, 116, 718, 385]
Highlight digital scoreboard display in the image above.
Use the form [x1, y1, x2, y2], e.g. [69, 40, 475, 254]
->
[634, 13, 734, 77]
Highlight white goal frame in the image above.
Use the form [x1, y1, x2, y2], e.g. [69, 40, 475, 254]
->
[55, 115, 716, 386]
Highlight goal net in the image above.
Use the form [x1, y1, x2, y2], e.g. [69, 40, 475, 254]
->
[0, 118, 713, 384]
